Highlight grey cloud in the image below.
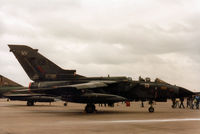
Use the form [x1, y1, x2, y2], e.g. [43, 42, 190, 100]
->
[0, 0, 80, 11]
[0, 21, 5, 36]
[38, 21, 200, 56]
[0, 0, 199, 90]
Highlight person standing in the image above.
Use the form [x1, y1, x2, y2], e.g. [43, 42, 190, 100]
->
[179, 97, 185, 108]
[186, 97, 190, 108]
[195, 96, 199, 109]
[171, 98, 176, 108]
[175, 98, 180, 108]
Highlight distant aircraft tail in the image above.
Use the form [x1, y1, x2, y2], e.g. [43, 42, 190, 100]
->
[8, 45, 84, 81]
[0, 75, 22, 87]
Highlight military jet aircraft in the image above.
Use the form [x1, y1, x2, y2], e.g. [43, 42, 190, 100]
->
[0, 75, 55, 106]
[8, 45, 194, 113]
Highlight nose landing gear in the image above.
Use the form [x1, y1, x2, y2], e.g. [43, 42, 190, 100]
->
[148, 101, 154, 113]
[148, 106, 154, 113]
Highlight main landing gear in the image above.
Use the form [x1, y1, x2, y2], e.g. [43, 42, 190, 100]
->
[27, 101, 34, 106]
[85, 104, 96, 113]
[148, 101, 154, 113]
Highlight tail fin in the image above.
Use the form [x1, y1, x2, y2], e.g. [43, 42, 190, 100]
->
[0, 75, 22, 87]
[8, 45, 84, 81]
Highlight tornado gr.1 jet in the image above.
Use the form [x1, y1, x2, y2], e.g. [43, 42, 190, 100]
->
[8, 45, 194, 113]
[0, 75, 55, 106]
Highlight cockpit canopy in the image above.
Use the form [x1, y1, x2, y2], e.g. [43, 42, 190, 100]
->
[139, 76, 151, 82]
[139, 76, 170, 84]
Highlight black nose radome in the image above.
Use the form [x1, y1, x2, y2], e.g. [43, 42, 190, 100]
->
[178, 87, 194, 97]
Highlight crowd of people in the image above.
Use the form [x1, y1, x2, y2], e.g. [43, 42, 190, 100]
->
[172, 95, 200, 109]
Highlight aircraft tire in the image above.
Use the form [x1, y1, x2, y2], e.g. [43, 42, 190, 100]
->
[27, 101, 34, 106]
[148, 107, 154, 113]
[85, 104, 95, 113]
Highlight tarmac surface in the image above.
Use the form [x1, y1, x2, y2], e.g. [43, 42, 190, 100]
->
[0, 99, 200, 134]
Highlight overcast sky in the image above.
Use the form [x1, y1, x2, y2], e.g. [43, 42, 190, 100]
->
[0, 0, 200, 91]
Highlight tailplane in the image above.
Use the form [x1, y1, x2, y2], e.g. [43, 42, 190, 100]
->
[8, 45, 84, 81]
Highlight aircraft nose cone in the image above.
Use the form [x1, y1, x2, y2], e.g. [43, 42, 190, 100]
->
[178, 87, 194, 97]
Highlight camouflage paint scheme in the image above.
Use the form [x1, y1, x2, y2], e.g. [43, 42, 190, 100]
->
[8, 45, 194, 112]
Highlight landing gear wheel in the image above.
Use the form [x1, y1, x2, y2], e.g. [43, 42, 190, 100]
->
[85, 104, 96, 113]
[27, 101, 34, 106]
[64, 102, 67, 106]
[148, 107, 154, 113]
